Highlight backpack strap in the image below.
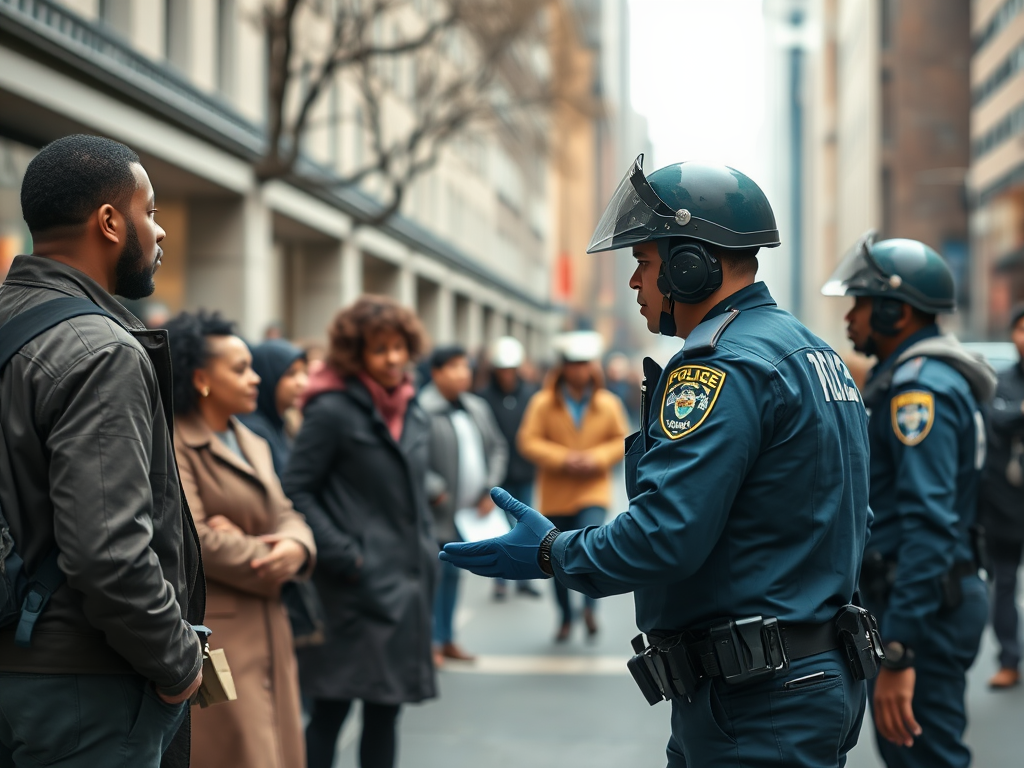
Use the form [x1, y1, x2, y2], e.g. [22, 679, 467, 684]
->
[13, 550, 64, 647]
[0, 296, 116, 370]
[0, 296, 117, 647]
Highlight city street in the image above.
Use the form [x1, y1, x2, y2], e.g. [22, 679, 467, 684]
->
[331, 475, 1024, 767]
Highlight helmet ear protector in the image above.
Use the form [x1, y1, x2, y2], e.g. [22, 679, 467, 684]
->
[870, 297, 905, 336]
[656, 239, 723, 305]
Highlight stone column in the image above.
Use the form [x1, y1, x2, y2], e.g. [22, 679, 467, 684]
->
[340, 240, 364, 306]
[435, 284, 454, 345]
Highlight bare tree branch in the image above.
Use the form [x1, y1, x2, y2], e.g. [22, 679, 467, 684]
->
[257, 0, 565, 227]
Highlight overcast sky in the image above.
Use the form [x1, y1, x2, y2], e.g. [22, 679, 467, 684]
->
[629, 0, 767, 180]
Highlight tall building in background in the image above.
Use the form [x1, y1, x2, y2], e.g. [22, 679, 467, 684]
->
[772, 0, 972, 350]
[970, 0, 1024, 338]
[761, 0, 817, 321]
[0, 0, 555, 356]
[550, 0, 650, 353]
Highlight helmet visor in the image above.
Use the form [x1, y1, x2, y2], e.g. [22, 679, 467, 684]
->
[821, 231, 889, 297]
[587, 155, 679, 254]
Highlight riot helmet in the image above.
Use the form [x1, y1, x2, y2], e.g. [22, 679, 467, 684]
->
[587, 155, 781, 254]
[823, 232, 956, 314]
[587, 155, 779, 324]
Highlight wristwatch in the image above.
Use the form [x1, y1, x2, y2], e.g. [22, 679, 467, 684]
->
[881, 641, 915, 671]
[537, 528, 561, 576]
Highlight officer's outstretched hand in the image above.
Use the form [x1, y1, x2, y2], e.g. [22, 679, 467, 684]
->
[439, 488, 554, 580]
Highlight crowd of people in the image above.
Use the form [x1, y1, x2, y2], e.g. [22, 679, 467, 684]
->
[153, 294, 634, 768]
[7, 134, 1024, 768]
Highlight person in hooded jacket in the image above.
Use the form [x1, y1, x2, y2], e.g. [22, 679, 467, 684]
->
[239, 339, 308, 476]
[282, 295, 436, 768]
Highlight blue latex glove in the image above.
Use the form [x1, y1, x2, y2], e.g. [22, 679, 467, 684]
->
[439, 487, 555, 580]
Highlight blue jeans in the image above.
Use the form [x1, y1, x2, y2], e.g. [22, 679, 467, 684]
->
[0, 672, 185, 767]
[434, 556, 462, 644]
[550, 506, 606, 624]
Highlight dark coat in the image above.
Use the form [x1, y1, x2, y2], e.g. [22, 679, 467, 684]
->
[239, 339, 306, 476]
[175, 413, 316, 768]
[281, 379, 437, 704]
[980, 360, 1024, 541]
[478, 375, 539, 486]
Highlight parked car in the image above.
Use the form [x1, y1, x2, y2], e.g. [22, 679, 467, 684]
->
[962, 341, 1018, 373]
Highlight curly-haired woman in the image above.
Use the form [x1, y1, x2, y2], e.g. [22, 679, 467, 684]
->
[164, 311, 316, 768]
[282, 295, 437, 768]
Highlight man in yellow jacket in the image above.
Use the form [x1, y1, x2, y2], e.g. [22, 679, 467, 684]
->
[517, 331, 628, 642]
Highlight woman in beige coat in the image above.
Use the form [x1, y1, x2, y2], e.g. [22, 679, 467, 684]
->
[166, 311, 316, 768]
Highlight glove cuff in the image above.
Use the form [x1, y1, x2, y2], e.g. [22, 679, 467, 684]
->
[538, 528, 561, 576]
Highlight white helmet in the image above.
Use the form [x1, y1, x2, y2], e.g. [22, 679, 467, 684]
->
[553, 331, 604, 363]
[489, 336, 525, 369]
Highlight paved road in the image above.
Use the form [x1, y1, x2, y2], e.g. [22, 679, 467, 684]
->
[329, 471, 1024, 766]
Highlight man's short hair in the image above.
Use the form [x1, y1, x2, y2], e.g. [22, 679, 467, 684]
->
[430, 345, 467, 370]
[20, 134, 141, 237]
[710, 245, 760, 278]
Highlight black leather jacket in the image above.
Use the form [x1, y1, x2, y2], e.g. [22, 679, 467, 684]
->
[0, 256, 204, 694]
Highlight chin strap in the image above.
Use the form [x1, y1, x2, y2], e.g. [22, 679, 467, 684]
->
[659, 297, 676, 337]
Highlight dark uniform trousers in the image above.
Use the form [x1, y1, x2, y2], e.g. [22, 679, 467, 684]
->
[864, 576, 987, 768]
[667, 651, 866, 767]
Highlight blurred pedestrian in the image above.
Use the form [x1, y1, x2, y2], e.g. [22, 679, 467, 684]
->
[420, 345, 509, 663]
[239, 339, 309, 476]
[477, 336, 542, 600]
[165, 310, 316, 768]
[517, 331, 628, 641]
[282, 295, 436, 768]
[980, 303, 1024, 689]
[0, 134, 203, 768]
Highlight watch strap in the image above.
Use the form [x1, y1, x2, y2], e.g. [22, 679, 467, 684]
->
[538, 528, 561, 576]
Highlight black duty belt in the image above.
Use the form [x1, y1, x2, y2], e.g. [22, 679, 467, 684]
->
[673, 620, 840, 680]
[628, 607, 883, 706]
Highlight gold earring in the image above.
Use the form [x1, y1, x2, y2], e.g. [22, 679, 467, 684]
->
[201, 387, 210, 397]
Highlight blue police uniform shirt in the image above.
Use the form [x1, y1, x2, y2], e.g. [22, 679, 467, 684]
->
[550, 282, 871, 635]
[863, 324, 986, 649]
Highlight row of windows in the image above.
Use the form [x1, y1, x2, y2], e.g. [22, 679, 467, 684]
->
[974, 0, 1024, 53]
[972, 38, 1024, 106]
[973, 98, 1024, 159]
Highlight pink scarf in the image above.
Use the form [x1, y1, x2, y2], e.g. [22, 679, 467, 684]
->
[357, 371, 415, 443]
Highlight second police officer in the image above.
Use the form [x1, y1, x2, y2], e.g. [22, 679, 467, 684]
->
[822, 234, 995, 768]
[441, 155, 877, 767]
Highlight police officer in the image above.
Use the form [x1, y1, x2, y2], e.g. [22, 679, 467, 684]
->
[441, 155, 873, 767]
[822, 233, 995, 768]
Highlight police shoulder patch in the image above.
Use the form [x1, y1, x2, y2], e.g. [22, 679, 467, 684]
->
[891, 390, 935, 446]
[660, 364, 726, 439]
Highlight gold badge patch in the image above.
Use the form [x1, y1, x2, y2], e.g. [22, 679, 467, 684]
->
[891, 390, 935, 446]
[660, 364, 726, 439]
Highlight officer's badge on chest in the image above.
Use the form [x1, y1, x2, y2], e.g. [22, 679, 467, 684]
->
[660, 364, 726, 439]
[891, 390, 934, 446]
